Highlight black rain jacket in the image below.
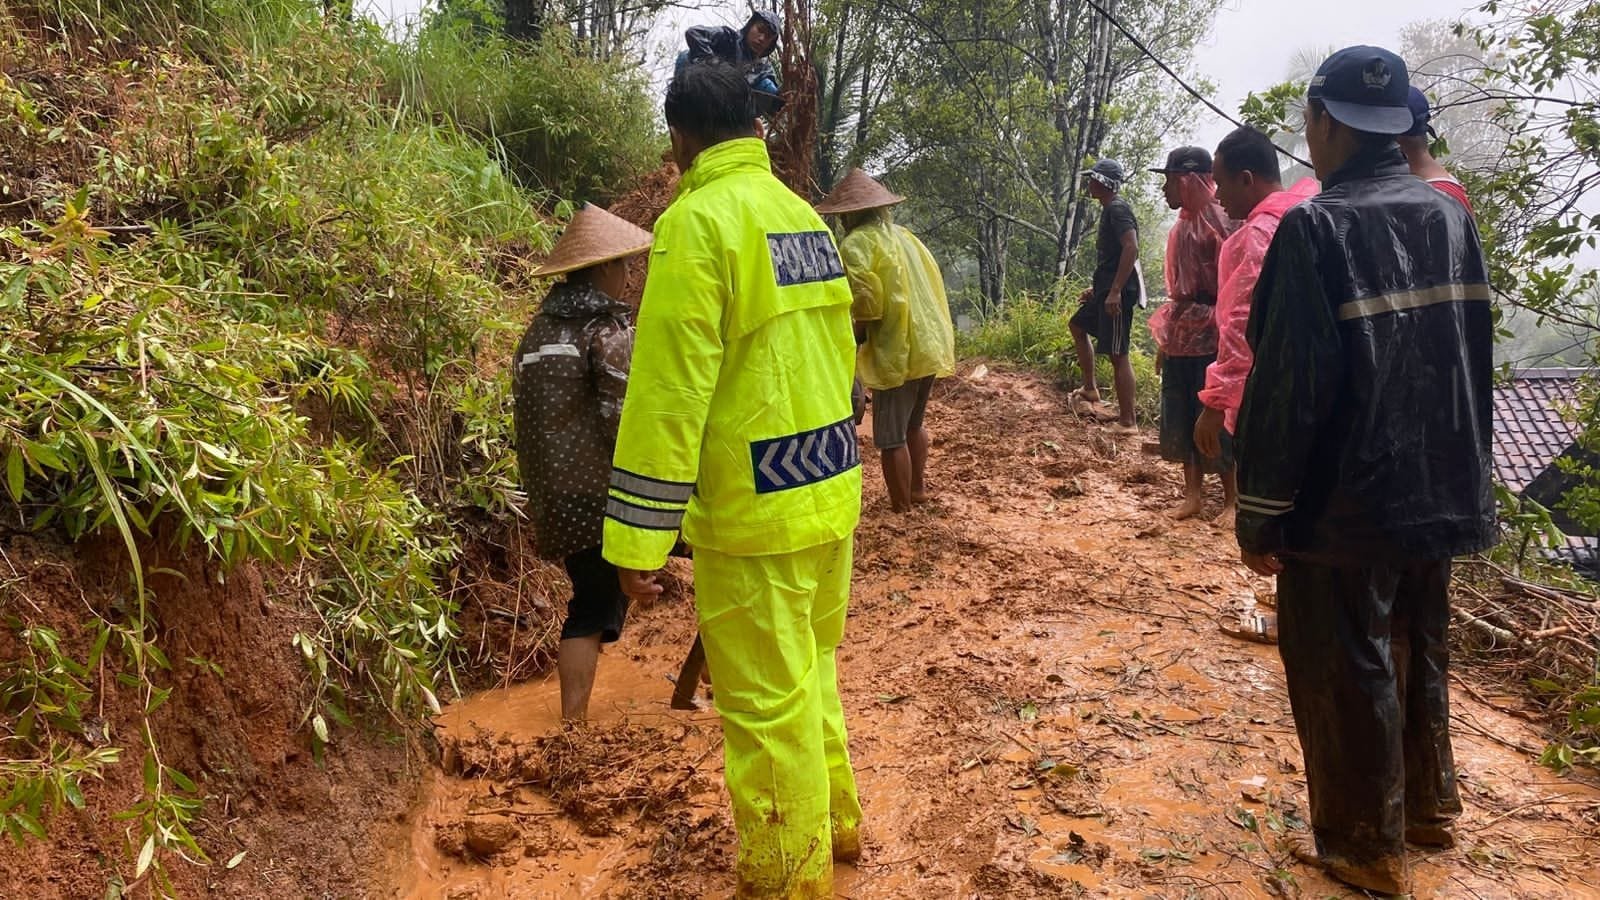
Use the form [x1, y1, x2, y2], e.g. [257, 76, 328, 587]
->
[1235, 144, 1496, 564]
[684, 11, 780, 66]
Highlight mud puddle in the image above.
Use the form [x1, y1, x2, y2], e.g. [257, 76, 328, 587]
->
[389, 365, 1600, 899]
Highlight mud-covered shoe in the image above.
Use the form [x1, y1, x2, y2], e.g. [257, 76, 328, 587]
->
[1405, 823, 1457, 849]
[832, 826, 862, 863]
[1287, 835, 1410, 896]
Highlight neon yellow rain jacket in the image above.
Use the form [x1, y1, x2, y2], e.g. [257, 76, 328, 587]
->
[602, 139, 862, 571]
[840, 219, 957, 391]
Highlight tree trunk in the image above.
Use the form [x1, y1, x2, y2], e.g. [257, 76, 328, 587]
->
[503, 0, 542, 40]
[1061, 0, 1116, 270]
[976, 165, 1009, 313]
[817, 1, 853, 192]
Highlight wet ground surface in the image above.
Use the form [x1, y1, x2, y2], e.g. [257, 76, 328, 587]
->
[390, 365, 1600, 899]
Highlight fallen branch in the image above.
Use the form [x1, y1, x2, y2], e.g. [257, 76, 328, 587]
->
[17, 223, 154, 239]
[1453, 607, 1521, 647]
[1451, 712, 1541, 756]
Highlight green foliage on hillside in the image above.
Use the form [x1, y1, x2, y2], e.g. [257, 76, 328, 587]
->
[0, 0, 661, 888]
[958, 293, 1162, 425]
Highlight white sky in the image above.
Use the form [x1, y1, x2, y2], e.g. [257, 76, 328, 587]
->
[1190, 0, 1479, 152]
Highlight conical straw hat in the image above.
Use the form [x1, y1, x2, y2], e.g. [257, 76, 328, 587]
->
[814, 168, 906, 215]
[532, 203, 653, 278]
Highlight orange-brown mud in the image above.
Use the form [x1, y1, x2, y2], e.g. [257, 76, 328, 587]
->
[393, 365, 1600, 899]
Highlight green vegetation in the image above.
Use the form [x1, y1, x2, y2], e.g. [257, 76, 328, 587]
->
[0, 0, 661, 889]
[959, 293, 1161, 424]
[814, 0, 1223, 311]
[387, 15, 662, 202]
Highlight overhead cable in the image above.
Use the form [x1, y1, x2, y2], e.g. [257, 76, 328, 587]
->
[1084, 0, 1315, 169]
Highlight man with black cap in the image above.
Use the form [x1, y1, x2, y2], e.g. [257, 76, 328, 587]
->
[1234, 46, 1494, 895]
[1400, 86, 1473, 214]
[1147, 147, 1236, 520]
[1068, 158, 1142, 433]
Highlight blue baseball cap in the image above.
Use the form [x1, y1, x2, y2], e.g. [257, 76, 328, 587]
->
[1308, 45, 1413, 135]
[1406, 86, 1437, 138]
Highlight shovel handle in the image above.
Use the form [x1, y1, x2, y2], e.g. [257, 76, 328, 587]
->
[670, 635, 706, 710]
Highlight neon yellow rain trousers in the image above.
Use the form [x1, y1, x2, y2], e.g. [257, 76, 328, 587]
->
[839, 218, 957, 391]
[602, 138, 863, 898]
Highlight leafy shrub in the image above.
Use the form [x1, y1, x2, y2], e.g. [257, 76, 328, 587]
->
[960, 292, 1163, 423]
[0, 0, 585, 887]
[383, 16, 664, 203]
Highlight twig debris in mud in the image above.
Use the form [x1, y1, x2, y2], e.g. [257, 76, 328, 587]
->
[1450, 712, 1542, 756]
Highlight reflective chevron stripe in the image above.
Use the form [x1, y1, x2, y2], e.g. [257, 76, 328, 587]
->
[750, 418, 860, 494]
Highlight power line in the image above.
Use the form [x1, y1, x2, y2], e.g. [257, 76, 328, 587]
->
[1083, 0, 1314, 170]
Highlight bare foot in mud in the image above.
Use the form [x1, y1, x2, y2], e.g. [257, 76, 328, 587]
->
[912, 490, 935, 505]
[1171, 495, 1203, 520]
[1212, 504, 1236, 530]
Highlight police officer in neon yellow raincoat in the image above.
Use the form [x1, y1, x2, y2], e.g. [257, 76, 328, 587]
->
[603, 61, 862, 898]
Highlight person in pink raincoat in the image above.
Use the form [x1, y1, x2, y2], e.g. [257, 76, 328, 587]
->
[1147, 147, 1237, 520]
[1194, 126, 1320, 527]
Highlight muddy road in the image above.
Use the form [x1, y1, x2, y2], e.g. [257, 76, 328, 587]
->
[391, 366, 1600, 899]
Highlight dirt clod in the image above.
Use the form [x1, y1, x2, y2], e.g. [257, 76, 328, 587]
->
[463, 814, 519, 858]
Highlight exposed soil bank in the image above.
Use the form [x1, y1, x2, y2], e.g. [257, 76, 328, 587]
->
[0, 537, 419, 898]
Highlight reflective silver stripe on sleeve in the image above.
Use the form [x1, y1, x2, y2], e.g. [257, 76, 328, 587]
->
[1337, 283, 1492, 321]
[605, 498, 685, 531]
[609, 468, 694, 505]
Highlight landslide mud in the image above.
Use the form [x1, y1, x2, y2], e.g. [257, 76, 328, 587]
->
[392, 365, 1600, 899]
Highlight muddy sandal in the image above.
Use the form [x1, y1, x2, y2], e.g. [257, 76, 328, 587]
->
[1220, 610, 1278, 645]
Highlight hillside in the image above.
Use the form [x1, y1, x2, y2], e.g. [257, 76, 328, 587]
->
[0, 1, 661, 894]
[3, 3, 1599, 899]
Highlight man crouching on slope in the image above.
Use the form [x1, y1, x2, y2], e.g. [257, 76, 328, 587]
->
[602, 60, 864, 898]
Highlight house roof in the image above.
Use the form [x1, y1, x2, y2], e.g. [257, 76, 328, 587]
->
[1491, 368, 1590, 493]
[1550, 536, 1600, 578]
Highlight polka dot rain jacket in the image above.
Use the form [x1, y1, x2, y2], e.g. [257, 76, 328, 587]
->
[512, 282, 634, 560]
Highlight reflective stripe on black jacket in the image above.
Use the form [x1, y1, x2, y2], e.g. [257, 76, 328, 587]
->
[1235, 144, 1496, 564]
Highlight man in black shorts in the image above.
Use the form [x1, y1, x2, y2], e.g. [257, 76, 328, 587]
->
[1069, 159, 1141, 434]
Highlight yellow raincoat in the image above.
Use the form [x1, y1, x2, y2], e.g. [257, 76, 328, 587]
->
[840, 219, 956, 390]
[602, 137, 863, 898]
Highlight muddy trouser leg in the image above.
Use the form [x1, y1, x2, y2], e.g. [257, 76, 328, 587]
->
[694, 538, 855, 899]
[1276, 559, 1406, 865]
[1393, 559, 1462, 829]
[813, 536, 863, 858]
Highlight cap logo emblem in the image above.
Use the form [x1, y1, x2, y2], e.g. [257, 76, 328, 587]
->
[1362, 61, 1391, 90]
